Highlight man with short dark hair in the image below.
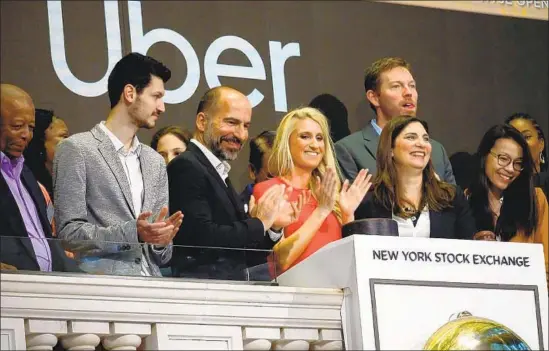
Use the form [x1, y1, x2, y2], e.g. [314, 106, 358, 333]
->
[335, 57, 455, 184]
[168, 86, 292, 280]
[54, 52, 183, 276]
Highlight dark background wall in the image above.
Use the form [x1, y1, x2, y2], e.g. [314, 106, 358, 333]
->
[1, 1, 547, 191]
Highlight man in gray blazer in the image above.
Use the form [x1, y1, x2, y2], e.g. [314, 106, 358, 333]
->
[336, 57, 455, 184]
[53, 53, 183, 276]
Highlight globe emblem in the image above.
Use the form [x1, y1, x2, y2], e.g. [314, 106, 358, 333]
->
[423, 311, 531, 350]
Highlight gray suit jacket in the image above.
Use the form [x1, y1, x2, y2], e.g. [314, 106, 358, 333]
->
[335, 123, 455, 184]
[53, 124, 172, 276]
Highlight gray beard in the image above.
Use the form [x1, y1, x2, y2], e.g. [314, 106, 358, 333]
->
[204, 129, 238, 161]
[211, 141, 238, 161]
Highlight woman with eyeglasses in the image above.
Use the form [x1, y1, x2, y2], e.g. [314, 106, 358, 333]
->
[466, 124, 548, 284]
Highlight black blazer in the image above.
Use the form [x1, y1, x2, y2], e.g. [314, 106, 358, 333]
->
[167, 142, 274, 279]
[355, 187, 476, 240]
[0, 164, 78, 272]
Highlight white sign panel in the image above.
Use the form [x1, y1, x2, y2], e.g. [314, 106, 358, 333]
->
[278, 235, 548, 350]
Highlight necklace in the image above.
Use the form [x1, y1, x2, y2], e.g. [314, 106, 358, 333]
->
[490, 197, 503, 217]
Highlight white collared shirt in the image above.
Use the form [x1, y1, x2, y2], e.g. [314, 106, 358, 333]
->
[371, 119, 383, 136]
[98, 122, 143, 215]
[392, 206, 431, 238]
[190, 138, 282, 242]
[191, 139, 231, 184]
[98, 122, 152, 276]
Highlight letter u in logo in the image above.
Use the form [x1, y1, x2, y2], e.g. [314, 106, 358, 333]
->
[47, 1, 122, 97]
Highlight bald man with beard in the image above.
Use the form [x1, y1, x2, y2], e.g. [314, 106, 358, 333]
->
[168, 86, 294, 280]
[0, 83, 77, 272]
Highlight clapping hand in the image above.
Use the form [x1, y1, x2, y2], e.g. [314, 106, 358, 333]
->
[316, 167, 338, 214]
[273, 190, 309, 229]
[249, 184, 287, 230]
[137, 206, 183, 246]
[339, 169, 372, 223]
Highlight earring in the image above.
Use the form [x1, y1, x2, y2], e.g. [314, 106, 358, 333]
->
[540, 152, 545, 164]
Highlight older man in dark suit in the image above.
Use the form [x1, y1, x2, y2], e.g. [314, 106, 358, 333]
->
[0, 83, 76, 272]
[336, 57, 455, 184]
[168, 86, 292, 280]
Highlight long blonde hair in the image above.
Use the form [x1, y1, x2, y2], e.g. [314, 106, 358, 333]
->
[269, 107, 343, 222]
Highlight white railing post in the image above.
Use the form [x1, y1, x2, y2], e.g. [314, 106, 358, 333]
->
[102, 322, 151, 350]
[60, 321, 108, 350]
[273, 328, 319, 350]
[242, 327, 280, 350]
[311, 329, 344, 350]
[1, 273, 345, 351]
[24, 319, 67, 351]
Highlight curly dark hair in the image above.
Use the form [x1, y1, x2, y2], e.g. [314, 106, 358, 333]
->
[23, 109, 55, 198]
[505, 112, 547, 172]
[249, 130, 275, 176]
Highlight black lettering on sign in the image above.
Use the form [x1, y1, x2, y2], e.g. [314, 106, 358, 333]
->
[473, 254, 532, 267]
[402, 251, 433, 262]
[434, 252, 443, 263]
[373, 250, 399, 261]
[373, 250, 532, 268]
[436, 252, 448, 263]
[418, 251, 433, 262]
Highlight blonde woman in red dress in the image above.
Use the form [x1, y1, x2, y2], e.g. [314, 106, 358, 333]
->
[253, 107, 372, 274]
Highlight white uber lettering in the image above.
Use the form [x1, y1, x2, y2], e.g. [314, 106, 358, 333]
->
[204, 36, 266, 108]
[47, 0, 301, 112]
[127, 0, 200, 104]
[47, 0, 122, 97]
[269, 41, 301, 112]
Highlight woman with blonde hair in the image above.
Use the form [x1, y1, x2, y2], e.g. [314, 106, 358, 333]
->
[253, 107, 372, 273]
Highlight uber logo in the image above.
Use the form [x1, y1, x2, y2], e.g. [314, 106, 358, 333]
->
[47, 1, 301, 111]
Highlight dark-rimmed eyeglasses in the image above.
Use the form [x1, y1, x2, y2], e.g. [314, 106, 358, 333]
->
[489, 151, 524, 172]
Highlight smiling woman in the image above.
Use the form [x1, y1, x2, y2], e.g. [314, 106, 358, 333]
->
[355, 116, 478, 240]
[253, 107, 372, 275]
[466, 124, 548, 284]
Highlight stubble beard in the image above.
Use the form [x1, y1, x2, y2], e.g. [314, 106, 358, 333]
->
[129, 101, 155, 130]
